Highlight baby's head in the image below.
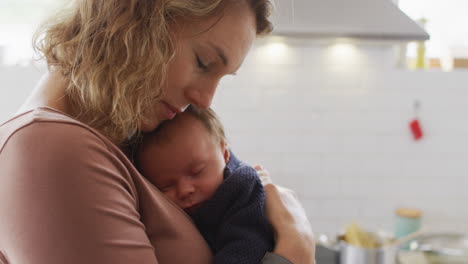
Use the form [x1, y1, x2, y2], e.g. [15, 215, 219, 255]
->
[136, 106, 229, 213]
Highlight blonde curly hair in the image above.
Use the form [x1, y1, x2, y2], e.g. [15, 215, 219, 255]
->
[34, 0, 272, 146]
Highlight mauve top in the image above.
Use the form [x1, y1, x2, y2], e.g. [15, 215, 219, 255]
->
[0, 107, 212, 264]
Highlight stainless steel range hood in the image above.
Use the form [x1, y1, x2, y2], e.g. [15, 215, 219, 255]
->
[271, 0, 429, 41]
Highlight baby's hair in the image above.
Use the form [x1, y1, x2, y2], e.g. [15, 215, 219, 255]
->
[184, 105, 227, 144]
[142, 105, 227, 148]
[134, 106, 227, 170]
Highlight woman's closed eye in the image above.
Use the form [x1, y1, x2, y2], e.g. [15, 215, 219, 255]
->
[195, 55, 209, 72]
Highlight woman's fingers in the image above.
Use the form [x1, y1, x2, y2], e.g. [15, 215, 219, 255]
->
[276, 186, 314, 236]
[267, 185, 316, 263]
[254, 164, 273, 186]
[264, 183, 316, 264]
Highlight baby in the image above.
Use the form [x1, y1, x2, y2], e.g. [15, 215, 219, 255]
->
[136, 106, 274, 264]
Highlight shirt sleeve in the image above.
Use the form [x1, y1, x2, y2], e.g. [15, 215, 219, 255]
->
[260, 252, 293, 264]
[0, 122, 158, 264]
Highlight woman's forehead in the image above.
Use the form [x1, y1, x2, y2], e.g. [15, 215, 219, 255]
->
[179, 2, 256, 72]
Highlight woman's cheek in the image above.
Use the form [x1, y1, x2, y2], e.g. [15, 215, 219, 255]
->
[139, 104, 164, 132]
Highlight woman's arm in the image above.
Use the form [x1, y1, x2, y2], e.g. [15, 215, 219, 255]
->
[0, 122, 158, 264]
[256, 166, 316, 264]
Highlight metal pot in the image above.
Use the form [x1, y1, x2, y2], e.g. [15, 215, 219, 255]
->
[339, 241, 399, 264]
[318, 232, 421, 264]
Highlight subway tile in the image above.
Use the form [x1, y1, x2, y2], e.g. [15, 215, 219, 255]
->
[302, 198, 362, 221]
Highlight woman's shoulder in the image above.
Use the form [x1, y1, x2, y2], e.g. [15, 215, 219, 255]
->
[0, 106, 139, 206]
[1, 107, 109, 151]
[0, 109, 149, 263]
[0, 106, 136, 195]
[0, 107, 130, 167]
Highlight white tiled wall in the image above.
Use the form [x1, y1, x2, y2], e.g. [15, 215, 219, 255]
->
[1, 38, 468, 236]
[0, 65, 44, 122]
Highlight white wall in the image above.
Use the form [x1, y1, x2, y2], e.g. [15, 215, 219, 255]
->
[0, 65, 44, 122]
[1, 38, 468, 236]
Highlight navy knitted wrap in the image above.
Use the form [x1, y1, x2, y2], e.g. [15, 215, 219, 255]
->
[190, 151, 275, 264]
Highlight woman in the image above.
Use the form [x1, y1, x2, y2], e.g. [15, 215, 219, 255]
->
[0, 0, 315, 263]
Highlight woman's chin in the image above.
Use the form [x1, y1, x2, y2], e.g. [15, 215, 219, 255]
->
[140, 118, 163, 133]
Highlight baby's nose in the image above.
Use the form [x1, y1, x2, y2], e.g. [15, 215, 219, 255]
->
[177, 181, 195, 200]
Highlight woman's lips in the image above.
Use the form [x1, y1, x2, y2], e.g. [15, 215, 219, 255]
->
[162, 102, 179, 120]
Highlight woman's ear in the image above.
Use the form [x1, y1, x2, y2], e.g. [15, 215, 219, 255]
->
[221, 142, 230, 164]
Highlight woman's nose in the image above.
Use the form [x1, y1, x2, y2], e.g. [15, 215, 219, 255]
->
[186, 81, 218, 109]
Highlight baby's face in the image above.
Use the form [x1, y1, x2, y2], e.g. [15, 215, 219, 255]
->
[138, 114, 229, 213]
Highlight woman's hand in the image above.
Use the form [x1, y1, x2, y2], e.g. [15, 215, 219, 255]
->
[255, 165, 316, 264]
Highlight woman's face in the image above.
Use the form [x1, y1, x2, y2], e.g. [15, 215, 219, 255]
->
[141, 2, 257, 132]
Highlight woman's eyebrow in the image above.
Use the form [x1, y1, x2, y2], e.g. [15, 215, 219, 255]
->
[207, 42, 228, 67]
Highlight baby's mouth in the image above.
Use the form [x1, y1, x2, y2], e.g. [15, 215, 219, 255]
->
[184, 202, 203, 214]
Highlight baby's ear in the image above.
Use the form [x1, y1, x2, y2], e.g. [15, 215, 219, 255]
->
[221, 142, 230, 164]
